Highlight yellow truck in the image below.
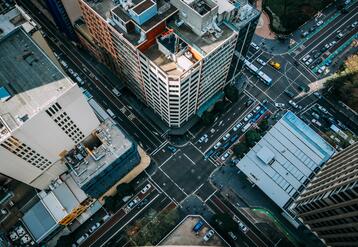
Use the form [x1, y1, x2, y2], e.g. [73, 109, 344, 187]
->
[269, 60, 281, 70]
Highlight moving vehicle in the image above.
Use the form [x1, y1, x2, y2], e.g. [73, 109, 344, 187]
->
[244, 60, 259, 74]
[313, 92, 322, 99]
[316, 20, 323, 26]
[112, 88, 121, 96]
[106, 108, 116, 119]
[228, 231, 237, 240]
[250, 42, 260, 51]
[289, 100, 299, 109]
[318, 105, 328, 114]
[312, 119, 322, 127]
[141, 183, 151, 194]
[284, 90, 295, 98]
[301, 31, 309, 38]
[203, 229, 215, 241]
[193, 220, 204, 233]
[258, 71, 272, 86]
[256, 58, 266, 66]
[198, 134, 208, 143]
[275, 102, 285, 108]
[269, 60, 281, 70]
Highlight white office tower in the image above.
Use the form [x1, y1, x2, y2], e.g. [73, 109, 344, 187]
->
[0, 27, 100, 189]
[79, 0, 260, 128]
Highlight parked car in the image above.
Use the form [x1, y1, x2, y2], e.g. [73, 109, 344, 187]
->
[253, 105, 261, 113]
[214, 142, 222, 149]
[284, 90, 295, 98]
[127, 197, 140, 209]
[244, 113, 253, 122]
[221, 152, 230, 161]
[316, 20, 323, 26]
[352, 21, 358, 28]
[203, 229, 215, 241]
[141, 183, 152, 194]
[305, 58, 313, 65]
[317, 66, 326, 74]
[89, 222, 101, 233]
[302, 55, 310, 62]
[301, 31, 309, 38]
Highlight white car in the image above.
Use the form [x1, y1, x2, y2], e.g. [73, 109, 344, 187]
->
[221, 152, 230, 161]
[289, 100, 299, 109]
[223, 133, 231, 141]
[253, 105, 261, 113]
[313, 92, 322, 99]
[312, 112, 320, 119]
[352, 21, 358, 28]
[141, 183, 151, 194]
[302, 55, 310, 62]
[16, 226, 26, 237]
[312, 119, 322, 127]
[275, 102, 285, 108]
[239, 222, 249, 233]
[316, 20, 323, 26]
[198, 134, 208, 143]
[214, 142, 222, 149]
[20, 234, 31, 244]
[317, 65, 326, 74]
[203, 229, 215, 241]
[256, 58, 266, 66]
[228, 231, 237, 240]
[89, 222, 101, 233]
[250, 42, 260, 51]
[244, 113, 253, 122]
[318, 105, 328, 114]
[127, 197, 140, 209]
[9, 232, 19, 241]
[305, 58, 313, 65]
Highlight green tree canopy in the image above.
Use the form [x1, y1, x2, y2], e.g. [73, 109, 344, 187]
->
[202, 111, 215, 125]
[233, 142, 249, 159]
[245, 129, 261, 147]
[56, 234, 74, 247]
[116, 183, 134, 197]
[224, 85, 239, 102]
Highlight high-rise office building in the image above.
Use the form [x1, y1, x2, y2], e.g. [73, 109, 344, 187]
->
[78, 0, 259, 128]
[0, 26, 100, 189]
[292, 142, 358, 247]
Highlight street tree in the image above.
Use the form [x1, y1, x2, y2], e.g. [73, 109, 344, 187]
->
[245, 129, 261, 147]
[224, 85, 239, 102]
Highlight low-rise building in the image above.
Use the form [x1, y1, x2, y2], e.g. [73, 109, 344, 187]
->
[236, 111, 335, 224]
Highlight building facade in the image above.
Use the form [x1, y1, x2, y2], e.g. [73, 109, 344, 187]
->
[292, 142, 358, 247]
[78, 0, 259, 128]
[43, 0, 78, 40]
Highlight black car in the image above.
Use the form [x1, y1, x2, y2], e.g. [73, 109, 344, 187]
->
[245, 99, 253, 106]
[313, 52, 321, 59]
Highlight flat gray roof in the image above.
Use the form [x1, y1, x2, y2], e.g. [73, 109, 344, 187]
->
[0, 28, 73, 131]
[66, 119, 133, 186]
[237, 111, 335, 209]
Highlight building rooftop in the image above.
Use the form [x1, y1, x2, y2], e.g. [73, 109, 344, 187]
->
[0, 28, 73, 138]
[236, 111, 335, 210]
[62, 119, 133, 186]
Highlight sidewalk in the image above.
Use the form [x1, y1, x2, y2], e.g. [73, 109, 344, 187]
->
[210, 165, 325, 247]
